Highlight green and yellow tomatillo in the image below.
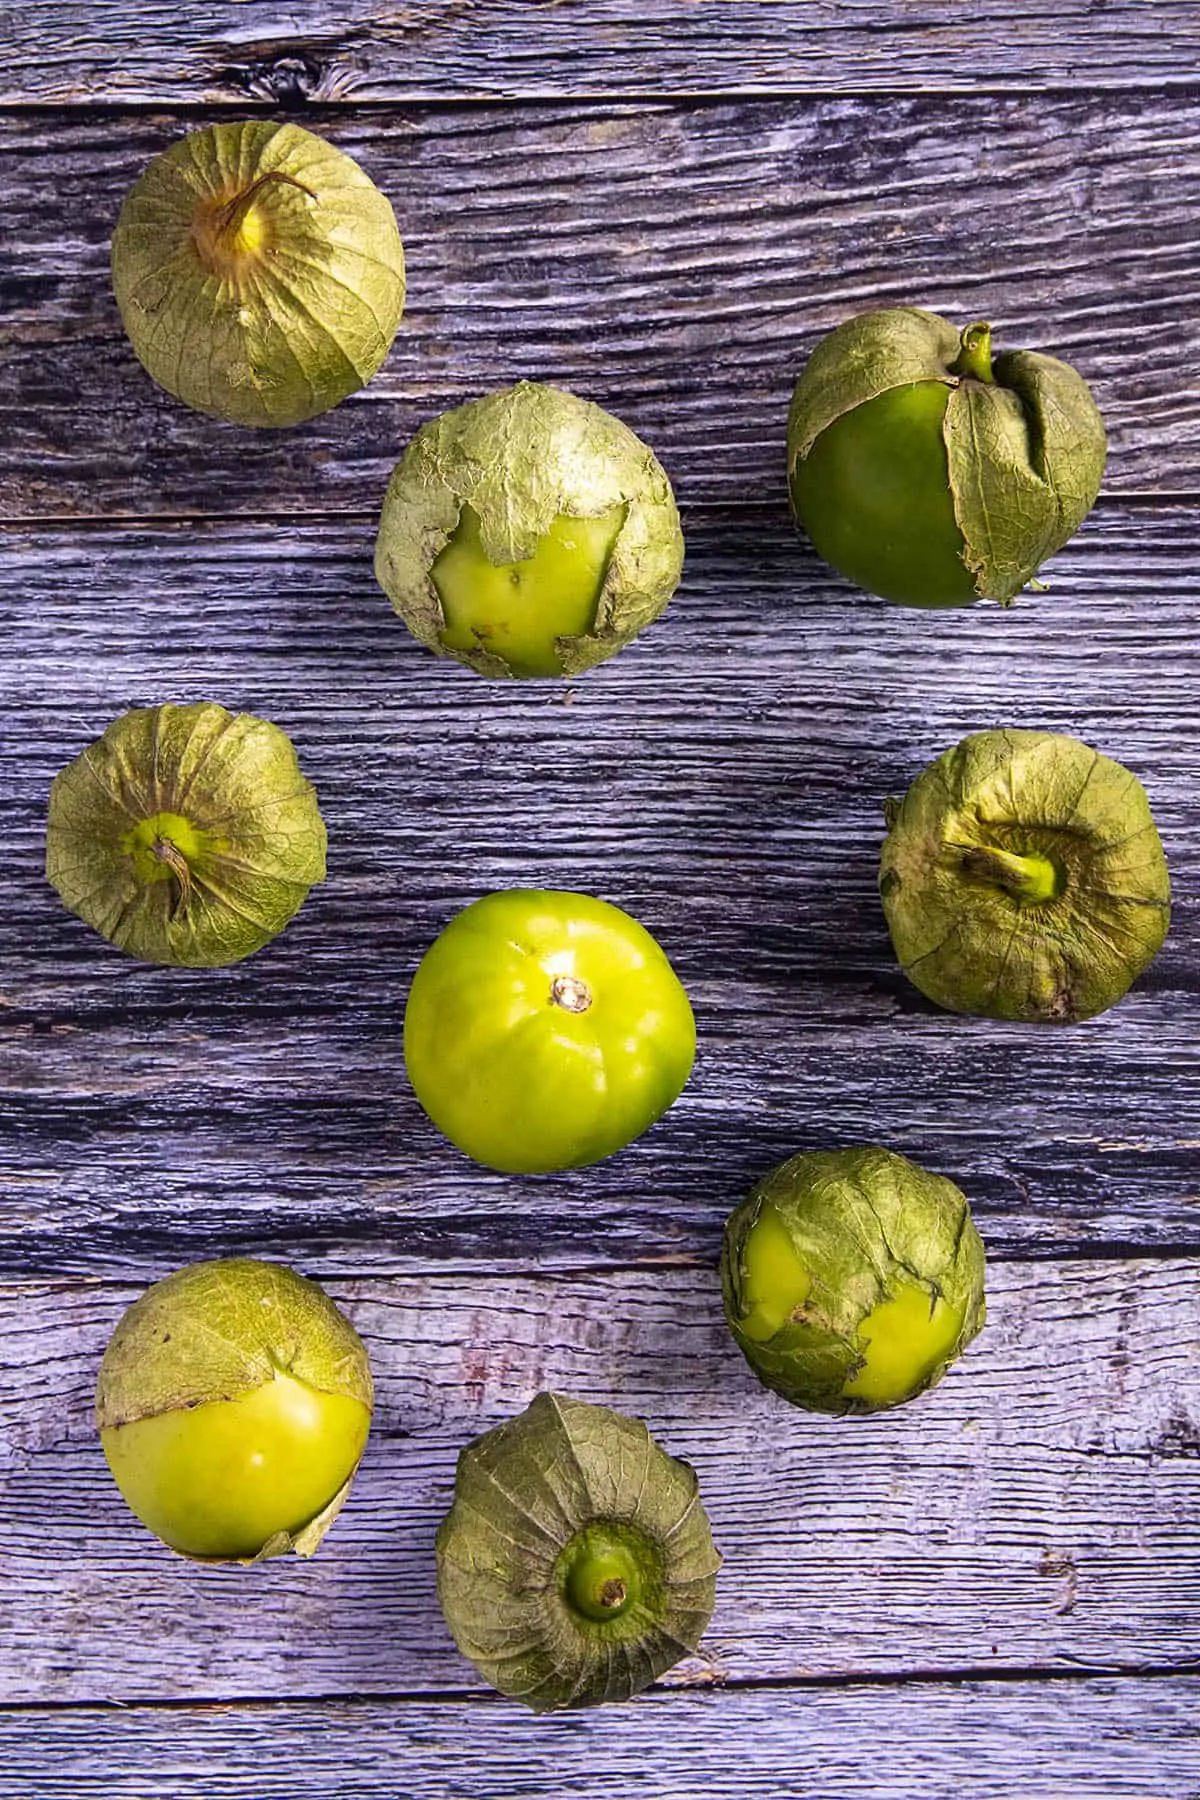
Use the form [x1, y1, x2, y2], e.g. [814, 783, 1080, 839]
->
[721, 1146, 986, 1415]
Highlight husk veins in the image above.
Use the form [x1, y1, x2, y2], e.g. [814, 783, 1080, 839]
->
[879, 728, 1171, 1022]
[436, 1392, 721, 1711]
[96, 1258, 374, 1563]
[787, 307, 1106, 604]
[721, 1146, 986, 1416]
[45, 701, 326, 967]
[111, 119, 406, 428]
[373, 381, 684, 677]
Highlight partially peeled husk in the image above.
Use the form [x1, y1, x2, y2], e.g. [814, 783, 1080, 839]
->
[880, 728, 1171, 1021]
[787, 306, 1106, 605]
[96, 1258, 374, 1563]
[436, 1392, 721, 1710]
[45, 701, 326, 967]
[722, 1146, 986, 1415]
[111, 120, 405, 427]
[373, 380, 685, 677]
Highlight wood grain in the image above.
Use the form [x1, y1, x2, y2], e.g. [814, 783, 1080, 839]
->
[3, 2, 1199, 106]
[2, 507, 1198, 1272]
[3, 96, 1199, 521]
[4, 1679, 1200, 1800]
[1, 1260, 1197, 1704]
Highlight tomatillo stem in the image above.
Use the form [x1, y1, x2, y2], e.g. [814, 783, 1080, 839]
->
[152, 835, 193, 898]
[218, 171, 316, 237]
[550, 974, 592, 1013]
[951, 321, 995, 385]
[962, 844, 1061, 905]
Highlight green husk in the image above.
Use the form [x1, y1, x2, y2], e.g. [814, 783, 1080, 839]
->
[721, 1146, 986, 1415]
[373, 381, 684, 677]
[436, 1393, 721, 1711]
[111, 120, 405, 427]
[46, 702, 326, 968]
[879, 729, 1171, 1022]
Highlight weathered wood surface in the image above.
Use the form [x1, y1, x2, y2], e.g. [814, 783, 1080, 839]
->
[1, 1261, 1197, 1705]
[1, 507, 1198, 1272]
[4, 95, 1200, 522]
[4, 1679, 1200, 1800]
[4, 2, 1200, 106]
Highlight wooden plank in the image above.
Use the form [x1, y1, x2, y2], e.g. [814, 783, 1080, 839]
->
[1, 505, 1198, 1271]
[3, 3, 1199, 105]
[3, 1679, 1200, 1799]
[0, 1259, 1197, 1704]
[3, 95, 1199, 521]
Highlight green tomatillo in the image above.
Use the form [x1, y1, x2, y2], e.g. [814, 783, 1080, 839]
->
[880, 728, 1171, 1022]
[404, 889, 696, 1174]
[787, 307, 1106, 608]
[111, 120, 406, 427]
[96, 1259, 373, 1562]
[373, 381, 684, 677]
[436, 1392, 721, 1711]
[722, 1146, 986, 1415]
[45, 701, 326, 967]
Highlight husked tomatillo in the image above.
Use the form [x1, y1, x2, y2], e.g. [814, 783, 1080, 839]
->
[880, 729, 1170, 1021]
[787, 307, 1106, 608]
[374, 381, 684, 677]
[722, 1146, 986, 1414]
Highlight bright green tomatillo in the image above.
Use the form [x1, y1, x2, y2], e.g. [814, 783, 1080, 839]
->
[404, 889, 696, 1173]
[111, 120, 405, 427]
[787, 307, 1106, 608]
[373, 381, 684, 678]
[879, 728, 1171, 1022]
[96, 1259, 373, 1562]
[45, 701, 326, 967]
[436, 1393, 721, 1711]
[721, 1147, 986, 1415]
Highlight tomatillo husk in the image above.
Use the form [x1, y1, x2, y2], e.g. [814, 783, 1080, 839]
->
[373, 380, 684, 677]
[722, 1146, 986, 1415]
[787, 307, 1106, 608]
[96, 1259, 373, 1563]
[880, 728, 1171, 1022]
[45, 701, 326, 967]
[436, 1393, 721, 1710]
[111, 120, 405, 427]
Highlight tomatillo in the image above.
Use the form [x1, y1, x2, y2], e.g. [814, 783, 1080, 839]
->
[436, 1392, 721, 1711]
[787, 307, 1106, 608]
[404, 889, 695, 1173]
[373, 381, 684, 678]
[879, 728, 1171, 1022]
[721, 1146, 986, 1415]
[96, 1259, 373, 1562]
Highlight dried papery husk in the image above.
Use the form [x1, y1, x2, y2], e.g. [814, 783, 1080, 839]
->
[45, 702, 326, 967]
[721, 1146, 986, 1415]
[787, 306, 1106, 605]
[373, 381, 684, 677]
[880, 728, 1171, 1021]
[436, 1393, 721, 1711]
[111, 120, 405, 427]
[96, 1259, 374, 1563]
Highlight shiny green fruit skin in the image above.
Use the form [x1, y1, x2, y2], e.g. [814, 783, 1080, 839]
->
[404, 889, 695, 1174]
[96, 1259, 373, 1562]
[791, 382, 977, 609]
[102, 1375, 371, 1562]
[432, 502, 626, 676]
